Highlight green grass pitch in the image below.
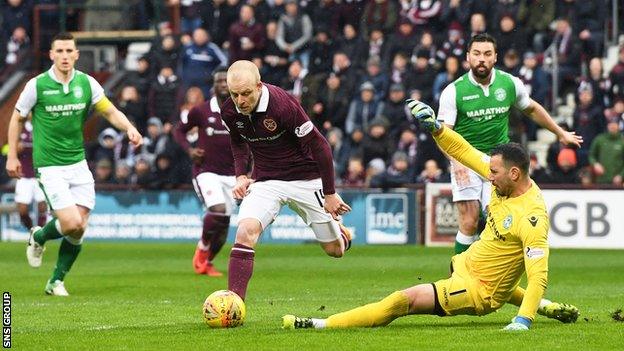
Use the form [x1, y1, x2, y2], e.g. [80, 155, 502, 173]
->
[1, 242, 623, 350]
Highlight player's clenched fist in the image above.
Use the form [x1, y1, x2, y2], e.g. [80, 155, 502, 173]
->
[406, 99, 441, 132]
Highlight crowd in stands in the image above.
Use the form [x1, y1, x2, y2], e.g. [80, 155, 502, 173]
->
[2, 0, 624, 189]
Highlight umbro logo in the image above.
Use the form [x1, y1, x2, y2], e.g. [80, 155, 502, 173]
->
[528, 216, 538, 227]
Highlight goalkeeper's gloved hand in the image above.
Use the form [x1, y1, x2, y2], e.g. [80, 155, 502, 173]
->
[406, 99, 441, 133]
[502, 316, 531, 331]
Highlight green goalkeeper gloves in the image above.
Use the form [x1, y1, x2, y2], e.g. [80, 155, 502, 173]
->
[406, 99, 441, 133]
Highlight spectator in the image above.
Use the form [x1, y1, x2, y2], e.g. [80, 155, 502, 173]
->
[151, 152, 188, 189]
[275, 0, 313, 68]
[366, 158, 386, 184]
[309, 0, 339, 35]
[436, 22, 465, 64]
[573, 82, 606, 166]
[326, 127, 351, 179]
[342, 156, 367, 186]
[3, 26, 30, 67]
[1, 0, 31, 38]
[178, 86, 206, 125]
[112, 162, 132, 185]
[268, 0, 287, 21]
[386, 19, 420, 65]
[604, 99, 624, 128]
[501, 49, 521, 76]
[140, 117, 168, 166]
[90, 128, 119, 165]
[401, 0, 443, 34]
[345, 81, 384, 135]
[466, 12, 487, 40]
[395, 127, 418, 172]
[494, 14, 527, 59]
[489, 0, 522, 32]
[201, 0, 230, 46]
[589, 118, 624, 186]
[361, 116, 394, 166]
[131, 155, 155, 189]
[151, 35, 180, 74]
[180, 28, 227, 96]
[308, 29, 335, 76]
[609, 46, 624, 101]
[117, 85, 147, 134]
[546, 122, 575, 174]
[360, 0, 398, 38]
[261, 21, 290, 85]
[549, 148, 580, 184]
[517, 0, 555, 52]
[359, 56, 389, 101]
[94, 158, 115, 184]
[365, 28, 391, 70]
[336, 24, 368, 70]
[125, 56, 152, 99]
[416, 159, 450, 184]
[148, 66, 180, 125]
[388, 52, 411, 87]
[410, 31, 437, 68]
[439, 0, 472, 30]
[280, 59, 319, 114]
[313, 73, 351, 132]
[335, 0, 366, 32]
[433, 55, 461, 102]
[370, 151, 414, 188]
[247, 0, 271, 25]
[548, 17, 581, 96]
[331, 51, 358, 98]
[584, 57, 612, 108]
[572, 0, 606, 59]
[528, 153, 550, 185]
[518, 51, 549, 140]
[172, 0, 204, 34]
[228, 4, 266, 63]
[380, 83, 410, 137]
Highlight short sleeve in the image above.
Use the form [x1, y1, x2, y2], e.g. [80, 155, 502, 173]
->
[511, 75, 531, 110]
[87, 75, 105, 105]
[438, 84, 457, 126]
[15, 78, 38, 117]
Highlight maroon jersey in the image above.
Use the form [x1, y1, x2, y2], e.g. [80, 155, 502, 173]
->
[173, 96, 235, 177]
[18, 121, 35, 178]
[221, 84, 336, 194]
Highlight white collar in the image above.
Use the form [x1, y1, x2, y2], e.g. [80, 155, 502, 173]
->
[235, 84, 270, 114]
[210, 96, 221, 113]
[48, 66, 76, 84]
[468, 68, 496, 88]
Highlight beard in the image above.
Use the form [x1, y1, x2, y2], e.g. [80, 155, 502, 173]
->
[471, 64, 492, 79]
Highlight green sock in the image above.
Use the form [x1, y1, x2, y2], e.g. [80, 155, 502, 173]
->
[33, 219, 63, 245]
[454, 240, 471, 254]
[50, 238, 82, 282]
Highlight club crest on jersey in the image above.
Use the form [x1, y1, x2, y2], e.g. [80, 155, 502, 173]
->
[73, 86, 83, 99]
[502, 214, 513, 229]
[263, 118, 277, 131]
[494, 88, 506, 101]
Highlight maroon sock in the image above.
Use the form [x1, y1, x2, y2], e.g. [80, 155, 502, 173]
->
[208, 216, 230, 261]
[228, 243, 255, 300]
[19, 213, 33, 230]
[37, 212, 47, 227]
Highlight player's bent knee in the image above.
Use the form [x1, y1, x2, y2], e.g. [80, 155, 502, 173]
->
[235, 218, 262, 247]
[402, 284, 436, 315]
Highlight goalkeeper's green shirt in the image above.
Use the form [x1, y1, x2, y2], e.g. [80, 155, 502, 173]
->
[15, 67, 104, 168]
[434, 126, 549, 321]
[438, 68, 532, 154]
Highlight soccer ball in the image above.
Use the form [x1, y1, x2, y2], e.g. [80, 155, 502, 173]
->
[202, 290, 246, 328]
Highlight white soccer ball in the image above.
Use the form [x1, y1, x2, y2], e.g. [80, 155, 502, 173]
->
[202, 290, 246, 328]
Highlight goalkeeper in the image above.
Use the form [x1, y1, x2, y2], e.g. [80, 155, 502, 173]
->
[283, 100, 578, 331]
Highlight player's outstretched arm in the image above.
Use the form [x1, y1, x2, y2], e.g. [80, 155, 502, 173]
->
[6, 109, 25, 178]
[95, 97, 143, 146]
[406, 99, 490, 179]
[522, 99, 582, 148]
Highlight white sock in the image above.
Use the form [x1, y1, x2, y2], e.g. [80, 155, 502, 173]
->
[455, 231, 475, 245]
[55, 219, 64, 235]
[539, 298, 552, 310]
[311, 318, 326, 329]
[64, 235, 83, 245]
[197, 240, 210, 251]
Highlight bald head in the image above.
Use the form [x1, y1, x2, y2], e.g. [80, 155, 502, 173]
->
[227, 60, 263, 115]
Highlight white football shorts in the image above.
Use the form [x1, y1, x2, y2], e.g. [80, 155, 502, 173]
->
[450, 160, 491, 211]
[37, 160, 95, 210]
[14, 177, 46, 204]
[192, 172, 236, 215]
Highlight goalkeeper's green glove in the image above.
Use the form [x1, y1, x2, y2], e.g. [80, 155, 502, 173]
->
[406, 99, 441, 133]
[502, 316, 531, 331]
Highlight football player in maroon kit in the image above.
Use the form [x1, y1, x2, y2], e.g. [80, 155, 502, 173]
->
[174, 68, 234, 277]
[221, 60, 352, 300]
[14, 119, 48, 231]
